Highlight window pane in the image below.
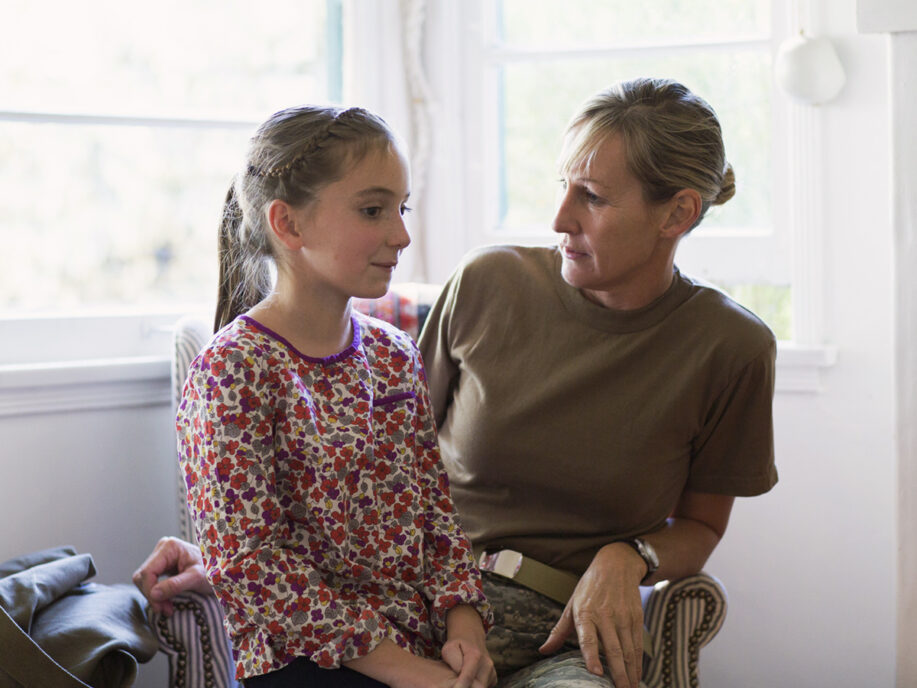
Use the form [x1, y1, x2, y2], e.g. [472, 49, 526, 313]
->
[498, 0, 770, 46]
[1, 0, 333, 119]
[0, 122, 246, 312]
[498, 51, 772, 232]
[723, 284, 792, 341]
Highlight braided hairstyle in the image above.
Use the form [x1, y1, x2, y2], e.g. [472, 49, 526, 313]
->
[214, 106, 396, 332]
[559, 78, 735, 232]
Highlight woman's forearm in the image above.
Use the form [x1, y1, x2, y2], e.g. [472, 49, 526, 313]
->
[638, 490, 735, 585]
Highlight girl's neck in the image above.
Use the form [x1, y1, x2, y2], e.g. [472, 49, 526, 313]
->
[247, 285, 354, 359]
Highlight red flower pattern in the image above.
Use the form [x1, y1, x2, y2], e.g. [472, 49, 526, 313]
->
[177, 314, 490, 680]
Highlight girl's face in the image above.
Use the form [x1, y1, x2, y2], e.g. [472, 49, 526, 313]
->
[291, 142, 412, 301]
[552, 133, 673, 310]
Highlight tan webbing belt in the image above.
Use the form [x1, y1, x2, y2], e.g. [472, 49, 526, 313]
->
[474, 547, 654, 659]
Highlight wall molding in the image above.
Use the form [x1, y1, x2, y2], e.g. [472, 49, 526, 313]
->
[0, 357, 170, 418]
[0, 340, 831, 420]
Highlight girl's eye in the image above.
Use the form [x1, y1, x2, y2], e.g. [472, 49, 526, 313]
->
[362, 207, 382, 218]
[400, 204, 413, 216]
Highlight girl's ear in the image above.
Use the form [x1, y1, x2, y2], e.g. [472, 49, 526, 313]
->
[266, 199, 305, 250]
[660, 189, 702, 239]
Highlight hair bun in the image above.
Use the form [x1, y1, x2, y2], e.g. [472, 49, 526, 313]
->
[713, 163, 736, 206]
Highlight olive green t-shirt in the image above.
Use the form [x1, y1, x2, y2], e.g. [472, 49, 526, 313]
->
[418, 245, 777, 575]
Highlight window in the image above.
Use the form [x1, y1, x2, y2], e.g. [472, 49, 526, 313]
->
[0, 0, 342, 316]
[462, 0, 793, 340]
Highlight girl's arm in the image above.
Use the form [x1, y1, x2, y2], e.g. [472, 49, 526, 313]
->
[344, 640, 459, 688]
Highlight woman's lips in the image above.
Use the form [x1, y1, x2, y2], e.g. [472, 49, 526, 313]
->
[561, 246, 588, 259]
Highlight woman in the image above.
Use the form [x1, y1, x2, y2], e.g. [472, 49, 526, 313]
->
[418, 77, 776, 688]
[136, 78, 776, 688]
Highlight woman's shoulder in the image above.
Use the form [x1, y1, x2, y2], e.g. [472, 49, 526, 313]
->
[456, 243, 556, 278]
[677, 271, 777, 357]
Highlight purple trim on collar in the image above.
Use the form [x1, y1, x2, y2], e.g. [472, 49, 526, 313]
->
[239, 314, 361, 364]
[372, 391, 417, 408]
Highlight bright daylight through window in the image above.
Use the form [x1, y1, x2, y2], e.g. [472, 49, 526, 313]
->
[0, 0, 341, 315]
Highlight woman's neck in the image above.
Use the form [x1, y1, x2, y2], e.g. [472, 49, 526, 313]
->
[246, 284, 353, 359]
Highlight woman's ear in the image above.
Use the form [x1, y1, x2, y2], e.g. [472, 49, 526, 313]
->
[661, 189, 703, 238]
[266, 199, 305, 250]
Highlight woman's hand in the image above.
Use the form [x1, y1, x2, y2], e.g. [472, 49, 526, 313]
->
[132, 536, 212, 616]
[442, 605, 497, 688]
[538, 543, 646, 688]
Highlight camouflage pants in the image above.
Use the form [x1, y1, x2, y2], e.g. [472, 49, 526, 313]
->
[483, 573, 647, 688]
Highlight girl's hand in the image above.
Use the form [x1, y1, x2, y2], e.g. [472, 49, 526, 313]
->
[538, 542, 646, 688]
[443, 605, 497, 688]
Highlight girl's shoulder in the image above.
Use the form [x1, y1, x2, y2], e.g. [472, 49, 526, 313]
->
[190, 317, 285, 378]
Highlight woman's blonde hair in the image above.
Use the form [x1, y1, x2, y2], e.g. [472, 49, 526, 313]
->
[214, 105, 396, 332]
[559, 78, 735, 230]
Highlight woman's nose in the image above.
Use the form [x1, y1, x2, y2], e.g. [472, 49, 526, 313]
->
[552, 188, 577, 235]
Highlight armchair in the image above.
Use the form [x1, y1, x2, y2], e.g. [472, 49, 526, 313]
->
[149, 284, 728, 688]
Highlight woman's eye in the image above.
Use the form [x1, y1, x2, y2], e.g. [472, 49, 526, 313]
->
[585, 190, 601, 204]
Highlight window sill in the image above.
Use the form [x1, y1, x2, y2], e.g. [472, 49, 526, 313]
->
[775, 343, 838, 393]
[0, 356, 170, 418]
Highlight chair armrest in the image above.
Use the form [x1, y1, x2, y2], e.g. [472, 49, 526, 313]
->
[148, 591, 241, 688]
[642, 572, 727, 688]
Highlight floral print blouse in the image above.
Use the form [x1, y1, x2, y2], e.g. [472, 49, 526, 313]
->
[177, 313, 490, 679]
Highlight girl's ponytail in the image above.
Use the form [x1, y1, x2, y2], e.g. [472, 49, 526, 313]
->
[213, 183, 272, 333]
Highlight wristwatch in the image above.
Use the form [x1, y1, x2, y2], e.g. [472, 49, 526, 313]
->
[624, 537, 659, 585]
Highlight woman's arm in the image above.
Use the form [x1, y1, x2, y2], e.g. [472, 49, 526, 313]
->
[539, 490, 733, 688]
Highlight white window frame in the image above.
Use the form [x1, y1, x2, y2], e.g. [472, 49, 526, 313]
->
[0, 2, 347, 416]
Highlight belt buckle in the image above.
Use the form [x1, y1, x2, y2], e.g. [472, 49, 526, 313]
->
[479, 549, 524, 579]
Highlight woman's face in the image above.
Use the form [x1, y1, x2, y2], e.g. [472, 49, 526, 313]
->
[553, 133, 674, 310]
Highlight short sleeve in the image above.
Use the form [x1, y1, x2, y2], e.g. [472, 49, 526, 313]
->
[687, 340, 778, 496]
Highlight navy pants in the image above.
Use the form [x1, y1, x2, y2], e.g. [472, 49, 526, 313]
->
[244, 657, 388, 688]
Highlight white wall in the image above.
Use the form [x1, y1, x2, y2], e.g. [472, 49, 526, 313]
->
[0, 402, 178, 687]
[701, 8, 901, 686]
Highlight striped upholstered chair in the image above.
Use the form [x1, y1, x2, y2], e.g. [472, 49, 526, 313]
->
[149, 283, 728, 688]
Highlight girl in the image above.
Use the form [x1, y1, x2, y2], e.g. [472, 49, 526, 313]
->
[176, 106, 494, 688]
